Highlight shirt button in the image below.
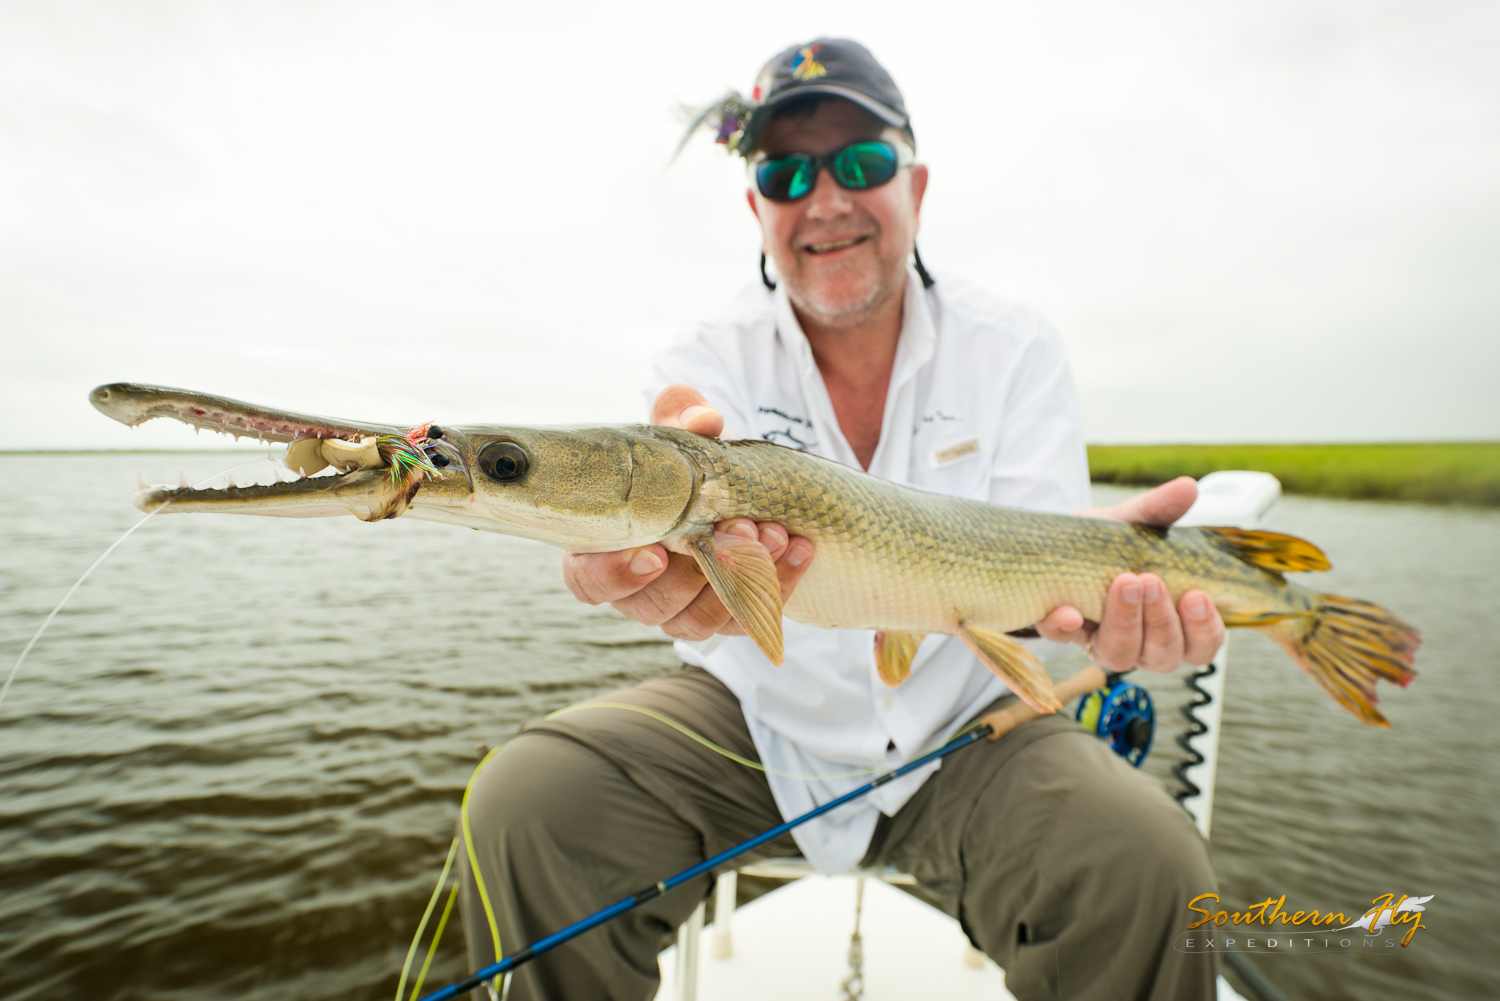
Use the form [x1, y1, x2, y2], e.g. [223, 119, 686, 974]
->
[881, 697, 893, 711]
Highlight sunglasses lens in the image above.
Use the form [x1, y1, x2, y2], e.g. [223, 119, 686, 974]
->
[831, 142, 898, 190]
[756, 157, 815, 201]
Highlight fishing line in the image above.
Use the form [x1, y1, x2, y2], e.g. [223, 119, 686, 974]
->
[0, 454, 276, 717]
[407, 704, 995, 995]
[419, 722, 996, 1001]
[545, 701, 993, 783]
[548, 702, 883, 781]
[397, 837, 461, 1001]
[461, 745, 506, 987]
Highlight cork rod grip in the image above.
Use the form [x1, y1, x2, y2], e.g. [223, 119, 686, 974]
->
[982, 665, 1109, 741]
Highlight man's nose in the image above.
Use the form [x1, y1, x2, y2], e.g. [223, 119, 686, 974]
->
[803, 167, 854, 218]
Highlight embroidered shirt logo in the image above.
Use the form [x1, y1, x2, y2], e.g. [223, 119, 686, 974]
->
[757, 405, 817, 451]
[791, 45, 827, 81]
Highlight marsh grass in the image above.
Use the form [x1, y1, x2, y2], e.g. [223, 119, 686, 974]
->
[1088, 442, 1500, 506]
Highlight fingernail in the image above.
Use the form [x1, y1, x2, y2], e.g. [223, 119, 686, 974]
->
[785, 541, 810, 567]
[1143, 579, 1161, 602]
[681, 405, 713, 425]
[722, 521, 757, 541]
[1122, 582, 1141, 605]
[629, 550, 663, 576]
[1185, 594, 1209, 620]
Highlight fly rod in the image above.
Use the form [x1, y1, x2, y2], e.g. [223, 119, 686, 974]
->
[419, 667, 1111, 1001]
[420, 723, 992, 1001]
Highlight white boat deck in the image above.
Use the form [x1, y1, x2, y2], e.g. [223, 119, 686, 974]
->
[659, 874, 1013, 1000]
[659, 873, 1250, 1000]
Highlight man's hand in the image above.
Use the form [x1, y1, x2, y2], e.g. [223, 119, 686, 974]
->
[1036, 477, 1226, 672]
[560, 384, 816, 641]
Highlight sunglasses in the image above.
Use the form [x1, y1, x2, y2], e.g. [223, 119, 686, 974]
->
[752, 139, 914, 202]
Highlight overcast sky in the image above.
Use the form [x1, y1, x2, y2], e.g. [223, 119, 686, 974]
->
[4, 0, 1497, 449]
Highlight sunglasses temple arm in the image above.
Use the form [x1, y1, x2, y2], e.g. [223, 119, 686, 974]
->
[913, 244, 935, 289]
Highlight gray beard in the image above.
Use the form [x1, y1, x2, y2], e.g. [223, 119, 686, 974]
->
[783, 251, 908, 331]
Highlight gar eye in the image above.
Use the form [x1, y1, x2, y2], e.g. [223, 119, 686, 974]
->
[479, 441, 529, 482]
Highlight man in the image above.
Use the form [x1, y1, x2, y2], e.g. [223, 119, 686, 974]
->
[459, 39, 1224, 1000]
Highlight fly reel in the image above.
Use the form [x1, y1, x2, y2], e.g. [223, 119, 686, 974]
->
[1076, 675, 1155, 768]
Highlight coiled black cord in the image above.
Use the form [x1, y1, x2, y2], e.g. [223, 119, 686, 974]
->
[1171, 661, 1216, 802]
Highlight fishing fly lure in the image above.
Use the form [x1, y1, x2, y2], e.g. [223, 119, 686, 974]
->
[377, 425, 443, 486]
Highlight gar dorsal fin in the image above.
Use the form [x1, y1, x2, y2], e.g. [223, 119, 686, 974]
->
[1200, 527, 1331, 574]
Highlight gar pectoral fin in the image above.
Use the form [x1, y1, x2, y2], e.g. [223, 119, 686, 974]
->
[958, 624, 1061, 715]
[874, 631, 924, 687]
[688, 532, 785, 665]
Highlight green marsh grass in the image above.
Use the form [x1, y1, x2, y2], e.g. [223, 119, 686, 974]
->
[1088, 442, 1500, 506]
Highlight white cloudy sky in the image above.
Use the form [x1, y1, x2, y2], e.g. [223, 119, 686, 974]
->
[4, 0, 1497, 449]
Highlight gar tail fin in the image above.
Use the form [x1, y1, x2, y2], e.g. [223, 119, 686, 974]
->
[1263, 594, 1420, 727]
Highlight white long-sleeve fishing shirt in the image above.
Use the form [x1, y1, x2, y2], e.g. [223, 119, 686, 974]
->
[646, 266, 1092, 875]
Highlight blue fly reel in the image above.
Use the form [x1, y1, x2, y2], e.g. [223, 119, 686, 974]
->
[1076, 676, 1155, 767]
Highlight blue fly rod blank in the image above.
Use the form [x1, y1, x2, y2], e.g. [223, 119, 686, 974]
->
[420, 722, 995, 1001]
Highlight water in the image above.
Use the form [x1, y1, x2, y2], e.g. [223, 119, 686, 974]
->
[1, 455, 1495, 1000]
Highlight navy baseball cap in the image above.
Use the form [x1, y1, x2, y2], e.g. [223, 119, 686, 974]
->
[739, 39, 912, 154]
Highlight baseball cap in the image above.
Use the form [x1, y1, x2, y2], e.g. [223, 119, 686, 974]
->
[739, 39, 912, 154]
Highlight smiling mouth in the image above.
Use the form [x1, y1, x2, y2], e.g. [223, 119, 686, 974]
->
[805, 236, 869, 254]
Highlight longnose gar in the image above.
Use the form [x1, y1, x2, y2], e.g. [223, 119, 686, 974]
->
[91, 383, 1419, 726]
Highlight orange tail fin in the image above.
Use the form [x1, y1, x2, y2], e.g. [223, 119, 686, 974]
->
[1263, 594, 1420, 727]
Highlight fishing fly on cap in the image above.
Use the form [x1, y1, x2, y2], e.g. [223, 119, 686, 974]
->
[674, 38, 913, 160]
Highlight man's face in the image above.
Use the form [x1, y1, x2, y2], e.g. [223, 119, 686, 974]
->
[747, 99, 929, 330]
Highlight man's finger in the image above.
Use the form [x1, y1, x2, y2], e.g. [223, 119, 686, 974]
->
[652, 383, 725, 438]
[1036, 604, 1088, 645]
[609, 552, 712, 627]
[758, 522, 791, 561]
[1179, 590, 1227, 666]
[1091, 573, 1145, 671]
[562, 545, 669, 605]
[658, 571, 737, 640]
[1080, 476, 1198, 527]
[1136, 573, 1186, 673]
[774, 536, 815, 601]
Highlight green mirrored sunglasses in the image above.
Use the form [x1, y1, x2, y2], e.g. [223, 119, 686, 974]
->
[752, 139, 914, 202]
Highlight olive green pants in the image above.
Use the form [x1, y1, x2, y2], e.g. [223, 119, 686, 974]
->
[457, 667, 1217, 1000]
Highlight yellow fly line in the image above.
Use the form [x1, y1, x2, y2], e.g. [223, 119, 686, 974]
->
[396, 838, 460, 1001]
[400, 699, 990, 995]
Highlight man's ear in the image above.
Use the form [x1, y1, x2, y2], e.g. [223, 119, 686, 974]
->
[910, 164, 930, 223]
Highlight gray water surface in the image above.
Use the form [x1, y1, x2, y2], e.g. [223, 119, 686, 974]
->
[1, 455, 1495, 1000]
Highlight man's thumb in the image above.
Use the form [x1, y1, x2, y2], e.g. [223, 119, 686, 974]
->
[652, 383, 724, 437]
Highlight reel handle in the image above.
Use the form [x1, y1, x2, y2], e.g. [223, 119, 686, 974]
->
[981, 666, 1108, 741]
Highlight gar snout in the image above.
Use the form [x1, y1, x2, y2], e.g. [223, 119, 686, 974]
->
[90, 382, 470, 522]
